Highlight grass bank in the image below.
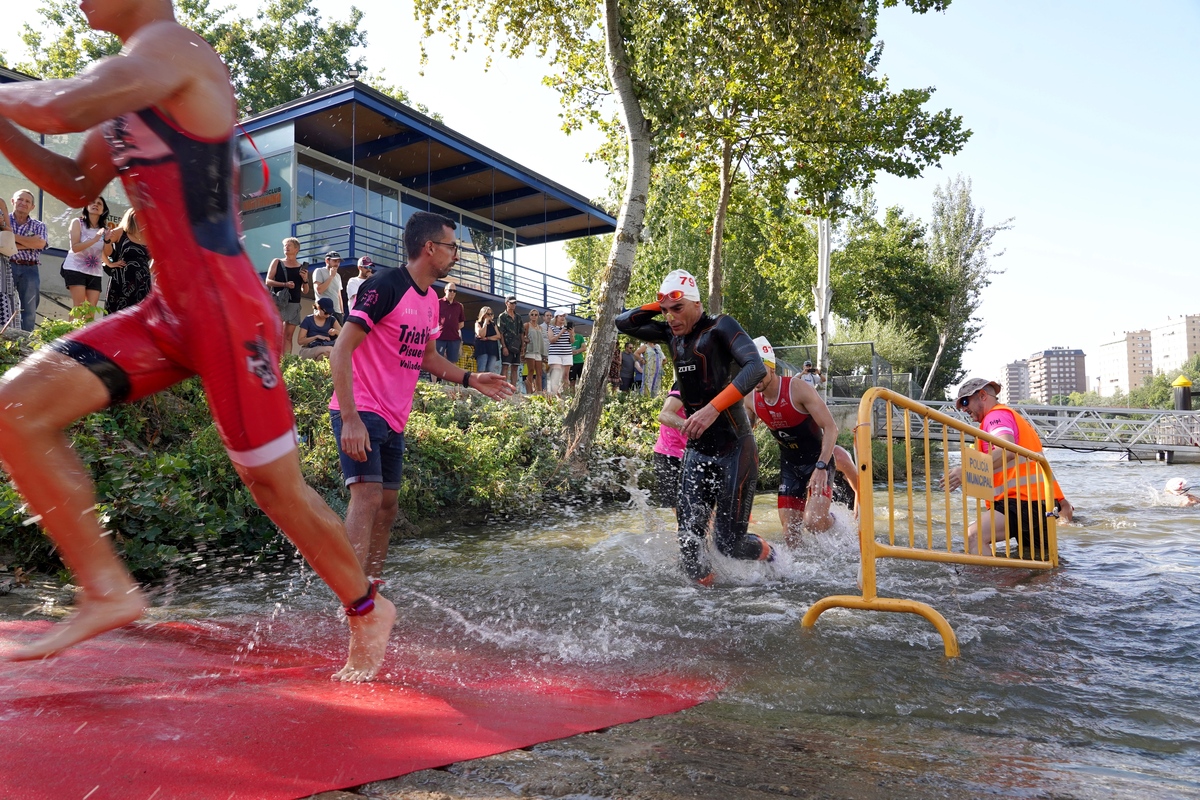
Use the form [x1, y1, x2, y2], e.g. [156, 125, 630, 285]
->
[0, 318, 679, 580]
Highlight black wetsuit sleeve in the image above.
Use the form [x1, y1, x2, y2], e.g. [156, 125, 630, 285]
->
[615, 306, 672, 343]
[717, 315, 767, 397]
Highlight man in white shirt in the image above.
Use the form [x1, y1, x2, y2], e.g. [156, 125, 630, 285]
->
[799, 359, 826, 389]
[345, 256, 375, 311]
[312, 250, 345, 320]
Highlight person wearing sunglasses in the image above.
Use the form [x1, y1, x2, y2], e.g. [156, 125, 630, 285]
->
[944, 377, 1058, 558]
[615, 269, 772, 586]
[435, 280, 465, 370]
[331, 212, 514, 580]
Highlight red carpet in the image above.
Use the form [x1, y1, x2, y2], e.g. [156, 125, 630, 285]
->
[0, 617, 719, 799]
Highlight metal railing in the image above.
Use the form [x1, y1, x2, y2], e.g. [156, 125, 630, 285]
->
[889, 400, 1200, 459]
[802, 388, 1060, 656]
[292, 211, 591, 315]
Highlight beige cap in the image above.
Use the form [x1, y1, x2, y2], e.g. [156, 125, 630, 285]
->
[955, 377, 1002, 403]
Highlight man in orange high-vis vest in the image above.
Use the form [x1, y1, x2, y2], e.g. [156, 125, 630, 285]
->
[946, 377, 1056, 559]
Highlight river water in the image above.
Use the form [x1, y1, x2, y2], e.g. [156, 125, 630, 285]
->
[177, 450, 1200, 798]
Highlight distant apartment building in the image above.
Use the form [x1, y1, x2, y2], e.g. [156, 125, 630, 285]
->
[998, 360, 1030, 404]
[1027, 347, 1086, 403]
[1098, 330, 1153, 396]
[1150, 315, 1200, 375]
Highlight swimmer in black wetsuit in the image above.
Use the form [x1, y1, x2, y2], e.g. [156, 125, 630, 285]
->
[616, 269, 771, 585]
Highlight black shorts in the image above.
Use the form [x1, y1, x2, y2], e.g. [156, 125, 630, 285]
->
[652, 451, 682, 507]
[569, 362, 584, 381]
[61, 268, 103, 292]
[995, 497, 1050, 560]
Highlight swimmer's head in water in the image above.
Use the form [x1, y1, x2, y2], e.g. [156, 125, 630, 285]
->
[1165, 478, 1190, 496]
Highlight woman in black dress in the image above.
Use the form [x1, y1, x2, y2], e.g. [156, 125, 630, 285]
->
[103, 208, 152, 314]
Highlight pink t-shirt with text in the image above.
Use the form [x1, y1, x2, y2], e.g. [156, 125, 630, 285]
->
[329, 267, 441, 433]
[978, 407, 1018, 454]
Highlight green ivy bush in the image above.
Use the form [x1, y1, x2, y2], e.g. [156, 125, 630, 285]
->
[0, 316, 674, 579]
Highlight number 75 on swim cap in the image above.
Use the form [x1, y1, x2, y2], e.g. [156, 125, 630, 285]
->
[961, 446, 994, 500]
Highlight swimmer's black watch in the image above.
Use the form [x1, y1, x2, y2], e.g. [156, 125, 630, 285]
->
[815, 460, 829, 471]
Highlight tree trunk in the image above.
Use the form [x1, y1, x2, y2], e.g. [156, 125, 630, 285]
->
[706, 137, 734, 314]
[564, 0, 652, 466]
[920, 329, 949, 400]
[812, 215, 832, 386]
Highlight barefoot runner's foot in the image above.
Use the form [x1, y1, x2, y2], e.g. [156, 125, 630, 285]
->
[10, 586, 147, 661]
[335, 595, 397, 682]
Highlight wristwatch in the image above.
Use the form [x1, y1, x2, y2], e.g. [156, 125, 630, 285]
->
[815, 460, 830, 471]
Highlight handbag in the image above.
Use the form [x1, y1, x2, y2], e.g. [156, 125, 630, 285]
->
[0, 231, 16, 258]
[266, 258, 290, 299]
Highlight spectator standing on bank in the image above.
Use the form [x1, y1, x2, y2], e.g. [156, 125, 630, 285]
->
[61, 196, 111, 318]
[568, 322, 585, 393]
[7, 189, 48, 332]
[619, 340, 641, 392]
[539, 310, 552, 371]
[473, 306, 502, 375]
[311, 251, 344, 321]
[607, 341, 623, 393]
[265, 237, 309, 355]
[546, 309, 572, 396]
[523, 307, 546, 394]
[799, 360, 826, 389]
[102, 208, 152, 314]
[498, 295, 524, 387]
[0, 198, 21, 329]
[345, 256, 374, 311]
[298, 297, 341, 361]
[640, 342, 665, 396]
[436, 281, 465, 366]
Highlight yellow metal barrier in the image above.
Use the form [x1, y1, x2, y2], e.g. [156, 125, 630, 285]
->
[802, 388, 1060, 657]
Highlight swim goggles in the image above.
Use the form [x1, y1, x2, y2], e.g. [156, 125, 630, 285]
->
[658, 289, 687, 302]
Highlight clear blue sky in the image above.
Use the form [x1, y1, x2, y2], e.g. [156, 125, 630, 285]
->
[3, 1, 1198, 391]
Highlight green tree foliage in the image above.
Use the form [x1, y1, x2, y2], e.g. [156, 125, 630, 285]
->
[1113, 355, 1200, 409]
[832, 195, 954, 380]
[15, 0, 377, 115]
[831, 314, 925, 376]
[920, 174, 1012, 399]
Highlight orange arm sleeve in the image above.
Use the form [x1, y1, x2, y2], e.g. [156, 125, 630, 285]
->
[710, 384, 744, 413]
[640, 302, 662, 313]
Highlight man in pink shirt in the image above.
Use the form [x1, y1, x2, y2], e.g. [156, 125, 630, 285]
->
[330, 212, 512, 575]
[946, 377, 1057, 558]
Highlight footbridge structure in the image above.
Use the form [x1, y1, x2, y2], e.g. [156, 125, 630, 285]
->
[835, 399, 1200, 463]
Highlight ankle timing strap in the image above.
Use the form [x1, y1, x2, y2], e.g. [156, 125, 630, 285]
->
[345, 579, 384, 617]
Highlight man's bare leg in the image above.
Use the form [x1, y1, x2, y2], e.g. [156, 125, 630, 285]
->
[803, 490, 835, 533]
[780, 506, 803, 547]
[345, 482, 399, 576]
[0, 352, 147, 660]
[966, 509, 1007, 556]
[234, 455, 396, 681]
[367, 489, 400, 576]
